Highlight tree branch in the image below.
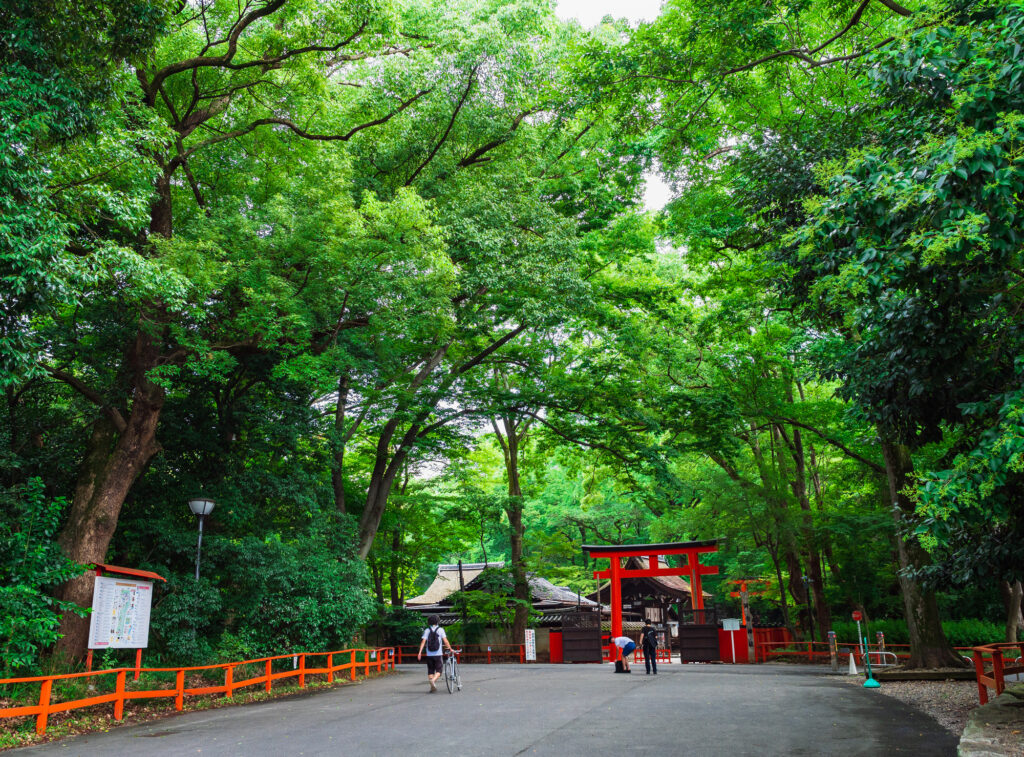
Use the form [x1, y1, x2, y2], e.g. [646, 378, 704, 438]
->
[45, 367, 127, 433]
[406, 65, 478, 185]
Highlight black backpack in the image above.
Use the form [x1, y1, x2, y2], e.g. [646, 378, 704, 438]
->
[643, 627, 657, 648]
[426, 626, 441, 652]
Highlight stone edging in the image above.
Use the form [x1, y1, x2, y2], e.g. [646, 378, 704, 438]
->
[958, 682, 1024, 756]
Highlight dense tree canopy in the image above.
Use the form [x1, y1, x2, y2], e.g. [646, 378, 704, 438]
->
[1, 0, 1022, 675]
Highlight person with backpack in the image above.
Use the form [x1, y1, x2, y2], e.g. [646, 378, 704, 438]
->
[417, 614, 453, 692]
[641, 619, 659, 675]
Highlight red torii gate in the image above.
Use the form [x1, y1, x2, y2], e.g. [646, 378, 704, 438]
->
[585, 540, 719, 657]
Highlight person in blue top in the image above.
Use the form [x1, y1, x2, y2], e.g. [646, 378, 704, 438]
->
[612, 635, 637, 673]
[417, 614, 453, 692]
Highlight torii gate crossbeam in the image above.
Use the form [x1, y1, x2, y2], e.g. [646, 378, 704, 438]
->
[585, 540, 720, 658]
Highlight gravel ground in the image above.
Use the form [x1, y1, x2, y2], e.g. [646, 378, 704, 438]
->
[839, 677, 979, 734]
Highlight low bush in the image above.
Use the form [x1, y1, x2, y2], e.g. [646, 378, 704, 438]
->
[830, 617, 1004, 647]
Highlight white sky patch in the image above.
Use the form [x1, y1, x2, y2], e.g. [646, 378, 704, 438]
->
[556, 0, 674, 211]
[555, 0, 664, 27]
[643, 173, 673, 211]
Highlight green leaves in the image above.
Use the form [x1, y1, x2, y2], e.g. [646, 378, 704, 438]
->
[0, 479, 87, 675]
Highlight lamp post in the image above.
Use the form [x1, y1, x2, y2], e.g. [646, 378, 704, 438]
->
[188, 497, 215, 581]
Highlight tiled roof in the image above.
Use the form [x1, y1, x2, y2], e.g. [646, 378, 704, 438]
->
[405, 562, 505, 606]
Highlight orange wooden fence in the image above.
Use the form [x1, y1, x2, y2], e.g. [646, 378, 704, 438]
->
[0, 647, 394, 736]
[971, 641, 1024, 704]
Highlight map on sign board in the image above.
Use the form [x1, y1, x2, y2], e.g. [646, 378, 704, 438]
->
[524, 629, 537, 661]
[88, 575, 153, 649]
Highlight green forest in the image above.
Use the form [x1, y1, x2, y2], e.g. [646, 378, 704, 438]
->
[2, 0, 1023, 678]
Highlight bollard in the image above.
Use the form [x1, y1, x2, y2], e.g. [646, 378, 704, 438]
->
[828, 631, 838, 673]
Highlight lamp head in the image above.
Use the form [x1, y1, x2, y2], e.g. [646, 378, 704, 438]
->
[188, 497, 216, 516]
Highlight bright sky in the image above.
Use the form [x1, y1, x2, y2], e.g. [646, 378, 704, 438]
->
[554, 0, 663, 27]
[554, 0, 673, 210]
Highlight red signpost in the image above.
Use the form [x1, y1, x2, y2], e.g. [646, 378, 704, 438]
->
[585, 541, 719, 659]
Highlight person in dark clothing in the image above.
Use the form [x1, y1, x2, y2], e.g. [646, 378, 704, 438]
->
[641, 619, 659, 675]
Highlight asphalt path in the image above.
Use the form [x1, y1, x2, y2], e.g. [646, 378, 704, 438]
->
[16, 663, 957, 757]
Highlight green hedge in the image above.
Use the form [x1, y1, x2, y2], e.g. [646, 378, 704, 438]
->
[830, 618, 1004, 647]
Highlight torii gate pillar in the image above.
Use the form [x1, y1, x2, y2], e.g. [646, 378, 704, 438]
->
[585, 540, 720, 659]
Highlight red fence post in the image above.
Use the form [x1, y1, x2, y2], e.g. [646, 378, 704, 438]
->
[225, 665, 234, 699]
[135, 649, 143, 681]
[36, 678, 52, 735]
[114, 670, 126, 720]
[351, 650, 357, 681]
[175, 669, 185, 711]
[327, 653, 334, 683]
[520, 645, 524, 665]
[266, 659, 272, 693]
[299, 654, 306, 688]
[973, 650, 988, 704]
[993, 650, 1005, 697]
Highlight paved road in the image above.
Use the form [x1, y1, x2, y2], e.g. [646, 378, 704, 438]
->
[17, 663, 957, 756]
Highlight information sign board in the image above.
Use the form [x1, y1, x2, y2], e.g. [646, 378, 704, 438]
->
[723, 618, 741, 631]
[524, 629, 537, 661]
[88, 575, 153, 649]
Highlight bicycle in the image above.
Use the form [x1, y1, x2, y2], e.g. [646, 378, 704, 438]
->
[443, 649, 462, 693]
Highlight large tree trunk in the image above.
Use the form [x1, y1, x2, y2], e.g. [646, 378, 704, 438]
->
[1001, 580, 1023, 643]
[880, 437, 966, 668]
[53, 345, 165, 662]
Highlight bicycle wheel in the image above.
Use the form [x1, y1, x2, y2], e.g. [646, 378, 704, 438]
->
[444, 657, 455, 693]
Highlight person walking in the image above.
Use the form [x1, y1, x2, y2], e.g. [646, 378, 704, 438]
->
[612, 635, 637, 673]
[417, 614, 453, 692]
[641, 619, 659, 675]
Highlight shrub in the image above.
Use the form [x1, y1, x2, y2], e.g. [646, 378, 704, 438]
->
[0, 479, 87, 676]
[831, 617, 1004, 647]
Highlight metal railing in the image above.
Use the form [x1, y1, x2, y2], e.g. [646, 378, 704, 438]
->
[0, 647, 394, 736]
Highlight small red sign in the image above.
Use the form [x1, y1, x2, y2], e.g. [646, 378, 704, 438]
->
[852, 611, 862, 622]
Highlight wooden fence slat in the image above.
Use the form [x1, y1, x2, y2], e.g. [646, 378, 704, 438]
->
[114, 670, 125, 721]
[35, 678, 52, 735]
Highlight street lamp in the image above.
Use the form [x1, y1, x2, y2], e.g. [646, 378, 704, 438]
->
[187, 497, 215, 581]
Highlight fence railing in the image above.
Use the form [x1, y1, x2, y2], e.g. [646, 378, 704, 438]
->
[971, 642, 1024, 704]
[754, 640, 980, 665]
[0, 647, 394, 736]
[632, 648, 672, 663]
[394, 644, 525, 665]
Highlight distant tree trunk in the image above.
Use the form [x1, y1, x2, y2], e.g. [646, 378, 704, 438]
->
[332, 374, 350, 514]
[492, 413, 532, 648]
[389, 528, 402, 606]
[53, 335, 166, 661]
[369, 557, 384, 605]
[1001, 580, 1023, 643]
[777, 420, 832, 642]
[880, 437, 966, 668]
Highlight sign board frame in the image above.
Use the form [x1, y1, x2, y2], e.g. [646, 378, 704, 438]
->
[87, 575, 154, 650]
